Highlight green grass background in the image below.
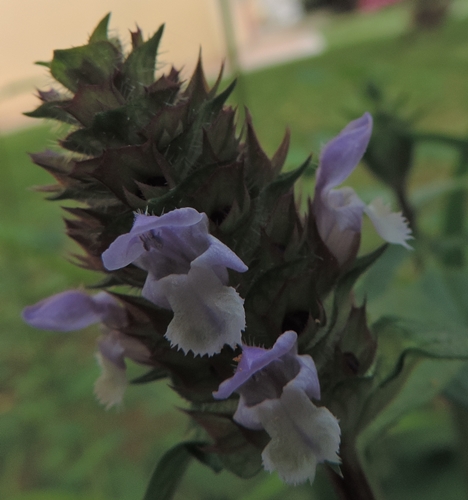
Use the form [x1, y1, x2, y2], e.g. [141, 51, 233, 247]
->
[2, 2, 468, 499]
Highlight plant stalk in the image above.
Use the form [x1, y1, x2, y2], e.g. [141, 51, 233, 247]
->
[329, 439, 376, 500]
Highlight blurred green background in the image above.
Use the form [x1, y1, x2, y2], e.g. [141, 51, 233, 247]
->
[3, 1, 468, 499]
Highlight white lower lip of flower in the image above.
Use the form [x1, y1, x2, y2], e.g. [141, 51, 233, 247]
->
[94, 352, 128, 409]
[255, 386, 341, 485]
[364, 198, 413, 248]
[160, 266, 245, 356]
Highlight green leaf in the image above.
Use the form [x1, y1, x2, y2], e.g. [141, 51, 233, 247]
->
[368, 264, 468, 329]
[89, 13, 111, 43]
[242, 158, 310, 252]
[411, 177, 468, 208]
[186, 411, 265, 478]
[350, 317, 468, 435]
[363, 111, 415, 189]
[329, 244, 388, 332]
[441, 147, 468, 266]
[167, 79, 237, 180]
[339, 244, 389, 300]
[356, 357, 464, 480]
[64, 83, 125, 126]
[130, 367, 168, 384]
[356, 244, 408, 303]
[445, 362, 468, 408]
[412, 131, 468, 149]
[374, 317, 468, 385]
[35, 60, 51, 68]
[329, 313, 468, 446]
[262, 157, 310, 203]
[120, 24, 165, 94]
[146, 162, 220, 214]
[244, 258, 315, 345]
[143, 441, 214, 500]
[238, 475, 288, 500]
[24, 100, 77, 125]
[51, 42, 120, 93]
[61, 107, 142, 155]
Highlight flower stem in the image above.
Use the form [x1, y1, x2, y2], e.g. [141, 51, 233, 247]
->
[328, 439, 377, 500]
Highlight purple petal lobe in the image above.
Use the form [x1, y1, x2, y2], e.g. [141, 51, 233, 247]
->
[23, 290, 104, 331]
[213, 331, 298, 399]
[312, 114, 373, 265]
[193, 236, 248, 274]
[316, 113, 373, 192]
[22, 290, 126, 332]
[102, 208, 206, 271]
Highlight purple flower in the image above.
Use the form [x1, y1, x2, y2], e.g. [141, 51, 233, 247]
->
[22, 290, 127, 331]
[213, 331, 341, 485]
[94, 330, 151, 409]
[102, 208, 248, 357]
[313, 113, 412, 265]
[23, 290, 151, 408]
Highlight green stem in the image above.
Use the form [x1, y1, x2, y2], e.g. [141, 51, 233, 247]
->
[329, 439, 376, 500]
[450, 400, 468, 492]
[441, 146, 468, 267]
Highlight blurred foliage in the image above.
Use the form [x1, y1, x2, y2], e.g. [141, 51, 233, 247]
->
[3, 5, 468, 500]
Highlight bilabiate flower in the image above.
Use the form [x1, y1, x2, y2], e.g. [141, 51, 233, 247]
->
[313, 113, 412, 265]
[22, 290, 151, 408]
[102, 207, 248, 357]
[213, 331, 341, 485]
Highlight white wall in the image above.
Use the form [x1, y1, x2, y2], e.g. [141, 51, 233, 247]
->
[0, 0, 227, 129]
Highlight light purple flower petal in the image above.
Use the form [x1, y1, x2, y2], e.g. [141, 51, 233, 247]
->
[193, 236, 248, 275]
[22, 290, 125, 332]
[92, 292, 128, 328]
[312, 115, 372, 263]
[325, 188, 365, 233]
[229, 351, 321, 429]
[313, 114, 412, 262]
[94, 331, 152, 409]
[213, 331, 298, 399]
[98, 332, 126, 369]
[314, 187, 366, 265]
[315, 113, 373, 192]
[102, 208, 205, 271]
[98, 330, 151, 369]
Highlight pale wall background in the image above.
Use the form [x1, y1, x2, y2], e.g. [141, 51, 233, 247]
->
[0, 0, 322, 130]
[0, 0, 228, 130]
